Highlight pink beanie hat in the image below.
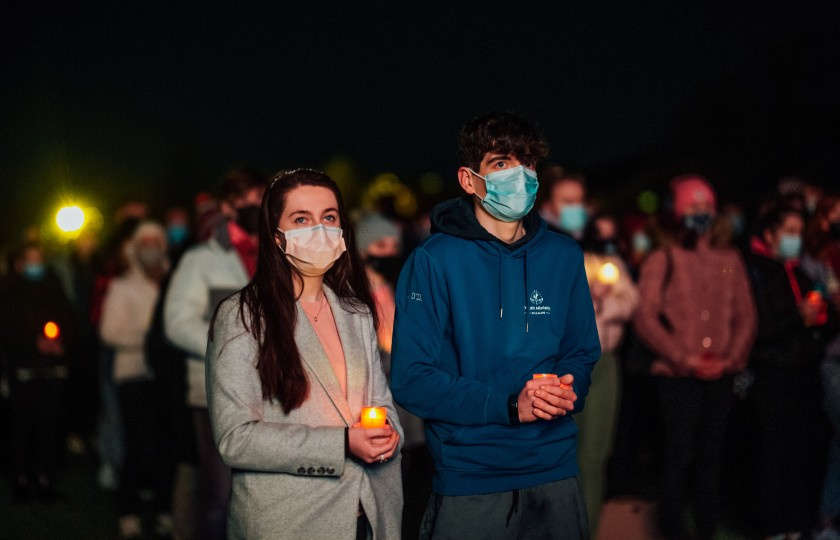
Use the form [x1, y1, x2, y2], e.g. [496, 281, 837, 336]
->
[671, 174, 717, 218]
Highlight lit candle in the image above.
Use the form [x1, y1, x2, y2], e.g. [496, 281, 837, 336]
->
[597, 262, 620, 285]
[43, 321, 60, 340]
[360, 407, 387, 428]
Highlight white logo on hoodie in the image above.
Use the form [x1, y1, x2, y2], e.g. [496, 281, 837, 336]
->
[526, 290, 551, 315]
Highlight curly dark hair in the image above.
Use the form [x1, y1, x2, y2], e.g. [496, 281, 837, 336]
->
[456, 111, 550, 171]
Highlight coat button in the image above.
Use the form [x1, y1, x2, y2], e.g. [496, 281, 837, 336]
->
[327, 468, 335, 475]
[317, 467, 325, 474]
[297, 467, 306, 474]
[307, 467, 315, 475]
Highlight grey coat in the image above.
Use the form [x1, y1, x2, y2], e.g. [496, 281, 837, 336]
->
[206, 287, 403, 539]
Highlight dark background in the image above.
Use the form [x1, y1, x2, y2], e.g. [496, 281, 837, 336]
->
[3, 2, 840, 244]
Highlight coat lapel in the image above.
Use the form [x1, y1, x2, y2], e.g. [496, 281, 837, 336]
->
[294, 300, 354, 426]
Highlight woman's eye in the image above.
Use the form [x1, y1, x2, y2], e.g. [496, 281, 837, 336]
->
[294, 217, 307, 224]
[324, 215, 336, 222]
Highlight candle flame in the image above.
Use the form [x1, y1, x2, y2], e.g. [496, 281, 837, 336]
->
[597, 262, 620, 285]
[44, 321, 60, 340]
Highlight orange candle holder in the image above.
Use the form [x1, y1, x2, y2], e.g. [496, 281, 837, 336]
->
[360, 407, 387, 428]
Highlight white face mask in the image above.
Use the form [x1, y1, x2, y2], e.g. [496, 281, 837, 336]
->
[277, 224, 347, 277]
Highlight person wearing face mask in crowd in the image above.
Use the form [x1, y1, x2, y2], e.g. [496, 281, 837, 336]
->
[802, 194, 840, 537]
[206, 169, 403, 539]
[356, 212, 435, 536]
[745, 202, 840, 539]
[99, 222, 173, 537]
[0, 242, 76, 501]
[391, 112, 599, 539]
[633, 174, 757, 540]
[538, 168, 589, 241]
[577, 213, 639, 535]
[164, 167, 266, 540]
[164, 206, 193, 263]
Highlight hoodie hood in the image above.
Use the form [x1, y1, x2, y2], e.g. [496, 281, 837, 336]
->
[430, 196, 544, 251]
[429, 196, 549, 331]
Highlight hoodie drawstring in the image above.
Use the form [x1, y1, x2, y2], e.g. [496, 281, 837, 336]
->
[524, 250, 529, 333]
[498, 250, 530, 332]
[498, 255, 504, 319]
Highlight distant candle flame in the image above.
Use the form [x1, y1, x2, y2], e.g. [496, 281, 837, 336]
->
[44, 321, 60, 340]
[597, 262, 620, 285]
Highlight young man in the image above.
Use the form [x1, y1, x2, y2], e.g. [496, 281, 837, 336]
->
[391, 112, 600, 539]
[163, 167, 266, 540]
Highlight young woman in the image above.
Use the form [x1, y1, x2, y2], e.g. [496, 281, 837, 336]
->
[206, 169, 403, 539]
[746, 202, 839, 539]
[633, 175, 757, 540]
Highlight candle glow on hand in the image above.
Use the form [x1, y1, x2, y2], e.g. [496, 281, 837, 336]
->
[533, 373, 571, 389]
[360, 407, 387, 428]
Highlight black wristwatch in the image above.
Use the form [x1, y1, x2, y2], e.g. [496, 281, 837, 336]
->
[508, 394, 521, 426]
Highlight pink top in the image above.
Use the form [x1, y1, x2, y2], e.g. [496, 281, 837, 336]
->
[300, 297, 347, 397]
[633, 243, 757, 377]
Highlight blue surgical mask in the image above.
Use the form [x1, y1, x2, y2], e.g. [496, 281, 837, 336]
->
[632, 232, 652, 253]
[683, 213, 713, 234]
[777, 234, 802, 260]
[167, 224, 189, 246]
[558, 204, 587, 235]
[23, 262, 46, 281]
[469, 165, 538, 222]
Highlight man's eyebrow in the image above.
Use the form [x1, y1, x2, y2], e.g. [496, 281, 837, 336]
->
[487, 154, 512, 163]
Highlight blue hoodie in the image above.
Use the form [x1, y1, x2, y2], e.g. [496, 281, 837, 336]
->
[391, 197, 601, 496]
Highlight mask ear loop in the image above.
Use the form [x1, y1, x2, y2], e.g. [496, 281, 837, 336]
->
[274, 228, 287, 253]
[467, 169, 489, 203]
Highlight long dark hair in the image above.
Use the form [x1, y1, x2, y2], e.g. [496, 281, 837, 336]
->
[238, 169, 378, 413]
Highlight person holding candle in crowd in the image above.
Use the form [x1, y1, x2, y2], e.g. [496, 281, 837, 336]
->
[0, 242, 76, 501]
[745, 201, 839, 539]
[391, 111, 600, 539]
[206, 169, 403, 539]
[579, 213, 639, 535]
[633, 174, 757, 540]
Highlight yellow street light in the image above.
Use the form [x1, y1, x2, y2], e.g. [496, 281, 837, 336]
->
[56, 205, 85, 232]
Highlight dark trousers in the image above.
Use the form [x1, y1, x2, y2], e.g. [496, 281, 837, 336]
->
[194, 407, 231, 540]
[10, 377, 66, 481]
[750, 365, 830, 535]
[117, 380, 174, 516]
[655, 376, 733, 540]
[420, 477, 588, 540]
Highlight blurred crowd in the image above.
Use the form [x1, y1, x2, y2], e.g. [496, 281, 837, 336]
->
[0, 165, 838, 540]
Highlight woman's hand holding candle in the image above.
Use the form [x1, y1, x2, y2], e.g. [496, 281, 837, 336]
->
[348, 421, 400, 464]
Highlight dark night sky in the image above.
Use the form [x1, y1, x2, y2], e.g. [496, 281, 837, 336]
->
[3, 2, 840, 244]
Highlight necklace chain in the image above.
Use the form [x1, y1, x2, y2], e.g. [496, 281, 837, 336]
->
[308, 295, 327, 322]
